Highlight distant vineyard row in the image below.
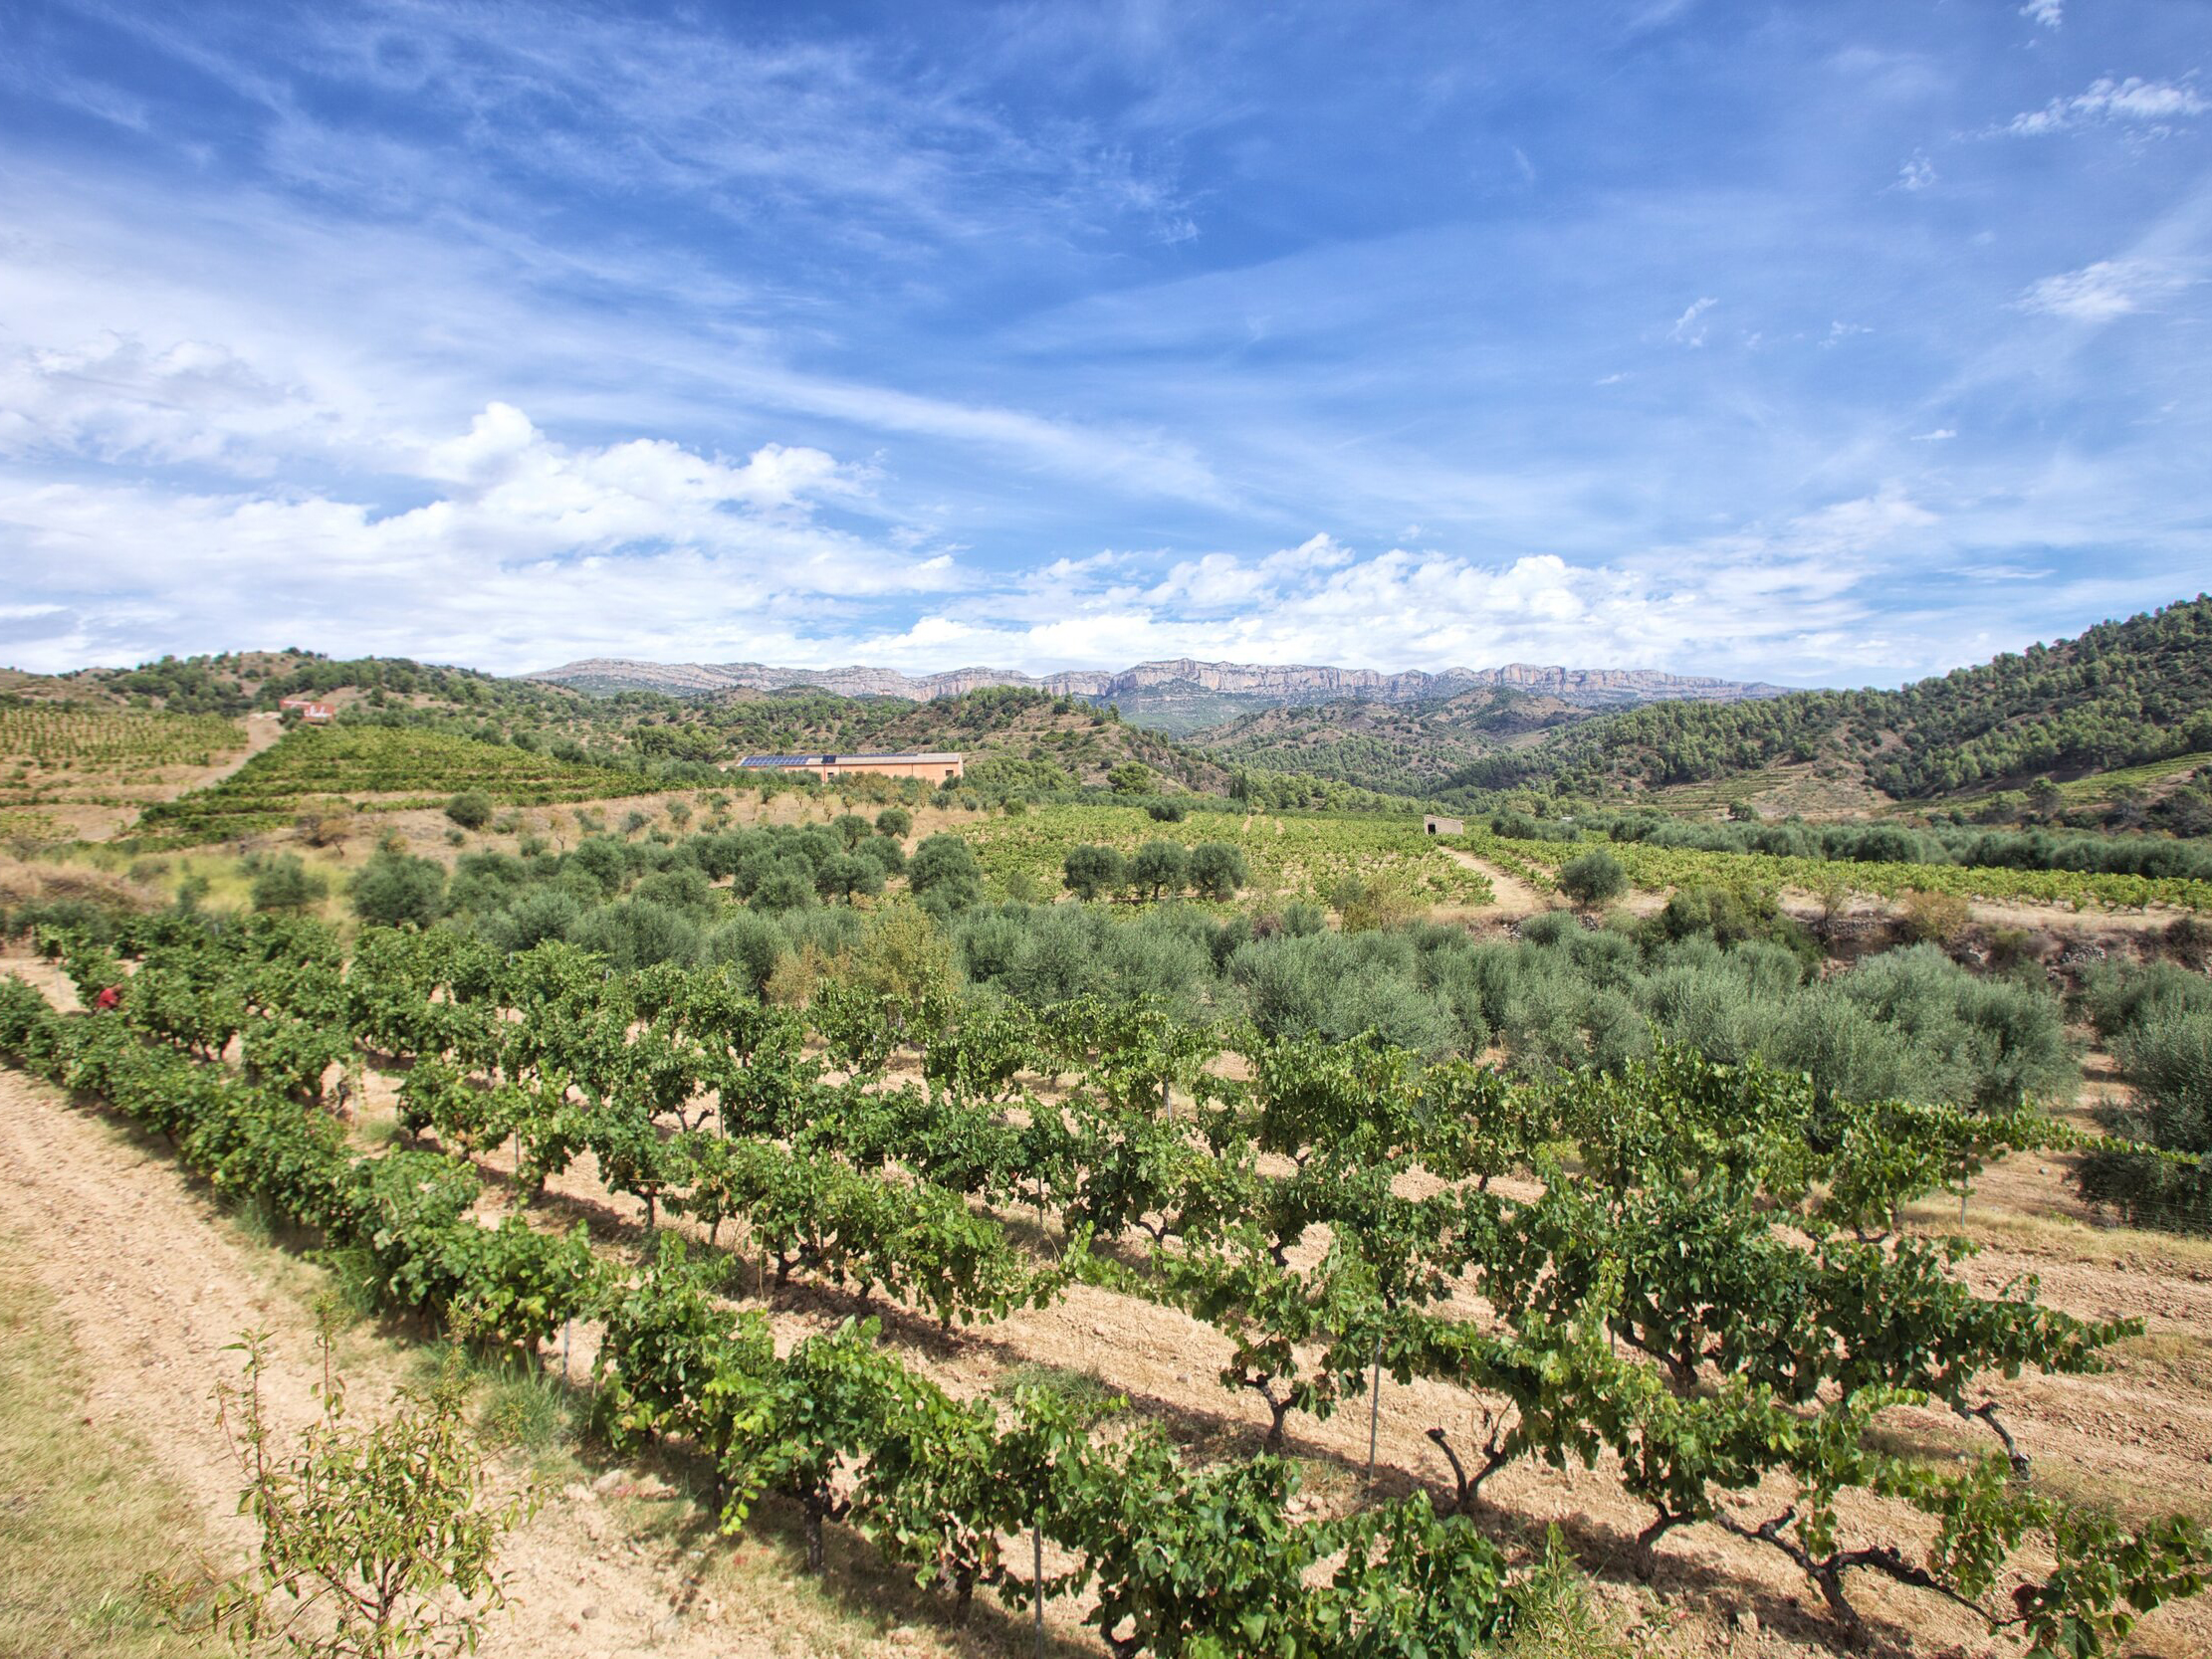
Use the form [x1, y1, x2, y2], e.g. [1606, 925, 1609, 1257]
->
[133, 726, 659, 843]
[1457, 828, 2212, 913]
[962, 802, 1495, 907]
[0, 706, 243, 771]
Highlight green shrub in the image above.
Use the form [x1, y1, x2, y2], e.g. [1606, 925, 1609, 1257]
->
[2079, 1005, 2212, 1232]
[444, 791, 494, 830]
[349, 851, 448, 928]
[1557, 849, 1627, 908]
[907, 834, 985, 917]
[250, 854, 328, 915]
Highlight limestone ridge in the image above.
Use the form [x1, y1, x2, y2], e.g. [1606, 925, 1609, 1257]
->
[527, 656, 1796, 709]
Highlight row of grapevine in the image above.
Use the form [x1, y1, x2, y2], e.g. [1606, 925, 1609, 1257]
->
[134, 726, 660, 842]
[10, 913, 2211, 1655]
[964, 802, 1495, 906]
[1456, 827, 2212, 913]
[0, 706, 245, 770]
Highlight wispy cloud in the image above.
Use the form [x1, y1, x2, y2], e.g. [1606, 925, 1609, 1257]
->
[2020, 1, 2063, 31]
[2014, 260, 2198, 321]
[1668, 297, 1718, 346]
[2, 1, 2208, 689]
[2004, 77, 2206, 136]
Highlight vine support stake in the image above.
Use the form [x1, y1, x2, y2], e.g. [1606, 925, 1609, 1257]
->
[1364, 1335, 1383, 1492]
[1032, 1516, 1044, 1659]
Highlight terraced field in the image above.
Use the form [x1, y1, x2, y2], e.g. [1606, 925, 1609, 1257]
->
[0, 706, 250, 842]
[133, 725, 657, 844]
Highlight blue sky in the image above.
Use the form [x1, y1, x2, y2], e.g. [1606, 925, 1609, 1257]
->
[2, 0, 2207, 688]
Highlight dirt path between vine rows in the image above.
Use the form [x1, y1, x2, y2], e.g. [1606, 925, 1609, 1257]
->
[1437, 844, 1551, 918]
[0, 1065, 900, 1659]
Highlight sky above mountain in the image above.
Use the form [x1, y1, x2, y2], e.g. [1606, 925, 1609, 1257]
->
[3, 1, 2207, 687]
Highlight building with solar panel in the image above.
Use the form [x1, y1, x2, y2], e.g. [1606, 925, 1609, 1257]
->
[736, 751, 964, 783]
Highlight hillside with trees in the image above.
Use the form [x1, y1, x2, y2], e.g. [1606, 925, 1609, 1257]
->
[1449, 595, 2212, 803]
[1193, 687, 1590, 794]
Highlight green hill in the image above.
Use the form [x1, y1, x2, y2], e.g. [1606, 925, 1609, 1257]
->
[1452, 594, 2212, 804]
[1193, 687, 1590, 794]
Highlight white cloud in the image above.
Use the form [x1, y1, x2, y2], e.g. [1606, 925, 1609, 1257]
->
[1894, 153, 1936, 192]
[0, 399, 962, 672]
[2005, 77, 2206, 136]
[1668, 297, 1717, 346]
[2020, 0, 2063, 29]
[1909, 428, 1957, 442]
[2014, 260, 2198, 321]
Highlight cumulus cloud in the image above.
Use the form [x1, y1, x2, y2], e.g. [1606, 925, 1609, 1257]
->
[1893, 153, 1936, 192]
[2020, 0, 2062, 29]
[2005, 77, 2205, 136]
[0, 398, 960, 672]
[2014, 260, 2197, 321]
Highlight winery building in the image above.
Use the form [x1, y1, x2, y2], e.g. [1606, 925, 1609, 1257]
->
[737, 752, 964, 783]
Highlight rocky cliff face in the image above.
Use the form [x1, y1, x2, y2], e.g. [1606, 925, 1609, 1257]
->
[529, 656, 1795, 708]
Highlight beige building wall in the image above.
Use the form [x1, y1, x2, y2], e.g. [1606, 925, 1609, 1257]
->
[740, 753, 966, 783]
[810, 756, 964, 782]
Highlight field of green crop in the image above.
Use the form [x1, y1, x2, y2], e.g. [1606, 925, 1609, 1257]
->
[2053, 750, 2212, 805]
[0, 706, 242, 774]
[1456, 827, 2212, 913]
[960, 802, 1494, 906]
[134, 725, 658, 844]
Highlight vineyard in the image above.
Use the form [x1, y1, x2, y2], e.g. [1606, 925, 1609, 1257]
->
[133, 726, 659, 844]
[0, 705, 244, 772]
[0, 707, 249, 839]
[963, 803, 1495, 907]
[1, 912, 2205, 1659]
[2053, 749, 2212, 806]
[1454, 828, 2212, 913]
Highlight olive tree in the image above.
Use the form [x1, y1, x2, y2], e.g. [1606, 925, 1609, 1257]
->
[1063, 842, 1128, 901]
[1558, 850, 1628, 909]
[908, 834, 986, 916]
[1130, 840, 1189, 900]
[1187, 841, 1248, 901]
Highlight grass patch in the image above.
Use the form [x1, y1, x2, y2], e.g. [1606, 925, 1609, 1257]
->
[476, 1361, 581, 1464]
[994, 1359, 1127, 1415]
[1897, 1195, 2212, 1275]
[0, 1229, 218, 1658]
[1502, 1526, 1640, 1658]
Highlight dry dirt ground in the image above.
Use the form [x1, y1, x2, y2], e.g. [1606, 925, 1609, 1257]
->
[6, 941, 2211, 1659]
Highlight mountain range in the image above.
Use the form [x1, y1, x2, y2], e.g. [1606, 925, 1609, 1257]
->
[527, 656, 1795, 719]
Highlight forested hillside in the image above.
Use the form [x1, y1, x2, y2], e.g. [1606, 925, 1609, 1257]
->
[1194, 688, 1588, 793]
[1454, 595, 2212, 801]
[3, 650, 579, 722]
